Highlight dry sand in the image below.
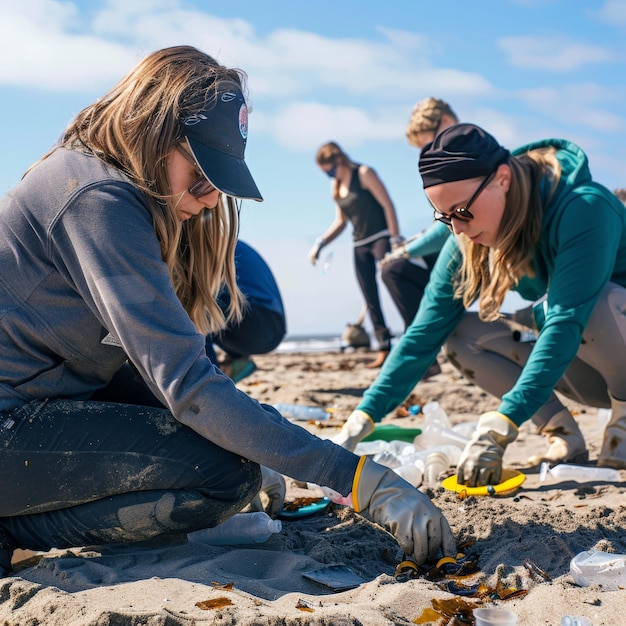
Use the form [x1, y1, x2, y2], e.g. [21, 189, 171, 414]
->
[1, 350, 625, 625]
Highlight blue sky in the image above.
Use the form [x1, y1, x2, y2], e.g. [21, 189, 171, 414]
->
[1, 0, 625, 337]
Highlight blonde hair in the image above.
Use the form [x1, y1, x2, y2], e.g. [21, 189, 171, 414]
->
[30, 45, 246, 335]
[406, 97, 458, 147]
[455, 148, 561, 321]
[315, 141, 358, 201]
[614, 188, 626, 203]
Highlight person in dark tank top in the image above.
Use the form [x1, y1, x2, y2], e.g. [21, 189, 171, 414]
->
[310, 142, 404, 368]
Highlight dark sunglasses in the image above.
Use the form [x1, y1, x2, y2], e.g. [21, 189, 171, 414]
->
[431, 171, 496, 227]
[175, 144, 217, 197]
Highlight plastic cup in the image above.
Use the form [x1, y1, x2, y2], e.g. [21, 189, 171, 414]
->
[473, 607, 518, 626]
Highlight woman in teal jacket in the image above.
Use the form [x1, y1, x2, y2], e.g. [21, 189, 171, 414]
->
[334, 123, 626, 487]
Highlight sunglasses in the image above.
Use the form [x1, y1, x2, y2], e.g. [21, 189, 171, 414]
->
[175, 143, 217, 197]
[430, 171, 496, 227]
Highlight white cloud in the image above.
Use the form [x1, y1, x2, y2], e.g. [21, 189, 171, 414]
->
[517, 85, 624, 132]
[0, 1, 138, 90]
[596, 0, 626, 24]
[0, 1, 492, 100]
[253, 102, 404, 151]
[498, 35, 613, 70]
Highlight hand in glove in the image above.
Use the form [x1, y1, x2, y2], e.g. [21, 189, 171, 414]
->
[308, 237, 326, 265]
[352, 457, 456, 565]
[389, 235, 405, 251]
[331, 410, 374, 452]
[379, 246, 406, 268]
[456, 412, 519, 487]
[248, 466, 286, 517]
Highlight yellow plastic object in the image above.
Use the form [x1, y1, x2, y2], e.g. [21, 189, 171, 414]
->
[442, 469, 526, 497]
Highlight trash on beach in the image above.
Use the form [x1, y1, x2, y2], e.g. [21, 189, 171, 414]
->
[302, 564, 366, 591]
[442, 469, 526, 498]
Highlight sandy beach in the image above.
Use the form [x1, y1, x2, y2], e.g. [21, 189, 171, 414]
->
[2, 349, 625, 625]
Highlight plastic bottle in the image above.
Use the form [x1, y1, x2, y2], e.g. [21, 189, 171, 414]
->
[570, 548, 626, 591]
[540, 462, 620, 483]
[393, 462, 423, 488]
[423, 451, 451, 487]
[372, 449, 402, 469]
[452, 421, 478, 439]
[321, 250, 334, 274]
[354, 440, 389, 456]
[416, 423, 471, 450]
[187, 512, 282, 546]
[421, 401, 451, 428]
[561, 616, 592, 626]
[273, 403, 330, 421]
[387, 440, 416, 457]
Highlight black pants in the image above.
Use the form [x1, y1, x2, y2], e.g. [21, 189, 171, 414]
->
[381, 254, 438, 329]
[354, 237, 392, 350]
[0, 392, 261, 558]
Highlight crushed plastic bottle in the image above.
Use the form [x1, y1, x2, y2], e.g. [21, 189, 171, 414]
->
[187, 512, 282, 546]
[540, 462, 620, 483]
[561, 616, 592, 626]
[570, 548, 626, 591]
[273, 403, 330, 421]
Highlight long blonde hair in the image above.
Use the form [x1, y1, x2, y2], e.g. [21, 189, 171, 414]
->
[455, 148, 562, 320]
[315, 141, 358, 201]
[30, 45, 245, 335]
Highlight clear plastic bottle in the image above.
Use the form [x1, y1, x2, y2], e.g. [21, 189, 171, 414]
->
[273, 403, 330, 421]
[421, 401, 451, 428]
[561, 616, 592, 626]
[187, 512, 282, 546]
[570, 548, 626, 591]
[540, 462, 620, 483]
[423, 451, 451, 487]
[393, 462, 423, 488]
[354, 440, 389, 456]
[416, 423, 470, 450]
[372, 449, 402, 469]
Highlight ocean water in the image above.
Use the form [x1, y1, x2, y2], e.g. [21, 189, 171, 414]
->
[275, 334, 344, 353]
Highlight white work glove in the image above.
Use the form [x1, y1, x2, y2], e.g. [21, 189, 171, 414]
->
[331, 410, 374, 452]
[456, 412, 519, 487]
[308, 237, 326, 265]
[248, 466, 286, 517]
[352, 457, 456, 565]
[379, 245, 407, 268]
[389, 235, 405, 251]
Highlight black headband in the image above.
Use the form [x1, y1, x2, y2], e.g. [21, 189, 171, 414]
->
[419, 123, 510, 188]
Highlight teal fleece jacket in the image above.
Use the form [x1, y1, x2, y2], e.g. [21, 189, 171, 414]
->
[358, 138, 626, 426]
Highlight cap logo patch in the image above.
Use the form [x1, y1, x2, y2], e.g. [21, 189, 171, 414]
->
[183, 113, 208, 126]
[221, 91, 238, 102]
[238, 104, 248, 140]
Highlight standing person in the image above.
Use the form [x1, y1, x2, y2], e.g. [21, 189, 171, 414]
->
[206, 240, 287, 383]
[310, 142, 403, 368]
[332, 123, 626, 485]
[381, 97, 458, 330]
[0, 45, 455, 575]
